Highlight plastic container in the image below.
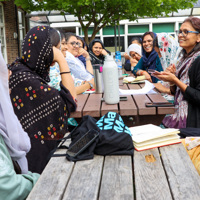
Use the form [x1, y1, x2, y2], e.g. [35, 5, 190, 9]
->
[92, 64, 104, 93]
[103, 55, 119, 104]
[115, 51, 123, 79]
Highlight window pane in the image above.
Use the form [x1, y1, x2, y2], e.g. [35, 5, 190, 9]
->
[0, 5, 3, 23]
[153, 23, 174, 33]
[128, 25, 149, 34]
[103, 25, 124, 35]
[103, 36, 124, 52]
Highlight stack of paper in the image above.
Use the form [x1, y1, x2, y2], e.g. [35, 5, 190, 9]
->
[129, 124, 181, 151]
[123, 75, 146, 84]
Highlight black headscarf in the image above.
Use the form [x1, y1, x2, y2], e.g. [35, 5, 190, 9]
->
[89, 39, 111, 65]
[9, 26, 76, 173]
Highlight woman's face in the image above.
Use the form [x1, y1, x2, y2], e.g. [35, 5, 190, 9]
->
[61, 38, 67, 57]
[66, 36, 79, 56]
[178, 21, 200, 54]
[92, 42, 103, 56]
[142, 34, 154, 53]
[77, 39, 84, 48]
[130, 51, 141, 61]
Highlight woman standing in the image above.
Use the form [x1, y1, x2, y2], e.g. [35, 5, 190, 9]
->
[133, 32, 163, 83]
[9, 26, 77, 173]
[153, 17, 200, 128]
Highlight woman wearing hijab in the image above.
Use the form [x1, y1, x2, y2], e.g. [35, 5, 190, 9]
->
[9, 26, 77, 173]
[153, 17, 200, 128]
[133, 32, 163, 83]
[89, 39, 111, 65]
[153, 33, 180, 100]
[124, 43, 142, 71]
[0, 46, 39, 199]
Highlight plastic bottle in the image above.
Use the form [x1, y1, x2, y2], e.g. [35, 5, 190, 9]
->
[115, 51, 123, 79]
[103, 55, 119, 104]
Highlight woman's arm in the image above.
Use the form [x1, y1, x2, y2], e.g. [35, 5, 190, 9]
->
[53, 47, 77, 99]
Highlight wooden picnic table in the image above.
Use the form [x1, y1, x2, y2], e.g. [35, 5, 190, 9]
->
[70, 81, 175, 127]
[27, 142, 200, 200]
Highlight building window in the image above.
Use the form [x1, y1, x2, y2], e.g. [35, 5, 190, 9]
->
[18, 9, 26, 56]
[128, 25, 149, 34]
[103, 36, 124, 52]
[0, 4, 6, 61]
[103, 25, 124, 35]
[153, 23, 174, 33]
[79, 27, 100, 36]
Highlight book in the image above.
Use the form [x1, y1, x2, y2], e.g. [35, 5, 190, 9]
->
[129, 124, 181, 151]
[123, 75, 146, 84]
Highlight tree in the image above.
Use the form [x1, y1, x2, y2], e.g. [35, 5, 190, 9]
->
[14, 0, 198, 44]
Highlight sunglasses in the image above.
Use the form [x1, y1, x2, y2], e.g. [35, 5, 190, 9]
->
[178, 29, 199, 37]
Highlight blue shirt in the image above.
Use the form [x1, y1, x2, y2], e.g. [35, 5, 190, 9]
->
[132, 55, 163, 83]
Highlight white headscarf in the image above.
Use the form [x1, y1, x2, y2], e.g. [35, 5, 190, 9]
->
[127, 44, 142, 57]
[157, 33, 180, 70]
[0, 44, 31, 174]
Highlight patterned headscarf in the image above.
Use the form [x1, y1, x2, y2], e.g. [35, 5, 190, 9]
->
[157, 33, 179, 70]
[17, 26, 53, 82]
[9, 26, 76, 173]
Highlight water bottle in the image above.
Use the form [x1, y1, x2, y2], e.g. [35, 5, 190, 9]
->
[103, 55, 119, 104]
[115, 51, 123, 79]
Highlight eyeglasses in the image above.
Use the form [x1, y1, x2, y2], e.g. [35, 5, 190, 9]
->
[178, 29, 199, 37]
[67, 41, 81, 47]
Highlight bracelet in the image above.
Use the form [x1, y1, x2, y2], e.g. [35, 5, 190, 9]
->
[85, 57, 91, 61]
[60, 71, 71, 75]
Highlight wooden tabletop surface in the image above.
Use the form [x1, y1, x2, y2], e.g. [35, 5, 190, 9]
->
[27, 142, 200, 200]
[70, 82, 175, 126]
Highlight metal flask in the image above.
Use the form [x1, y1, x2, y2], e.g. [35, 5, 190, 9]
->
[92, 64, 104, 93]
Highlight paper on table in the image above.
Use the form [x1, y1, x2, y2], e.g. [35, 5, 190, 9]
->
[119, 80, 156, 95]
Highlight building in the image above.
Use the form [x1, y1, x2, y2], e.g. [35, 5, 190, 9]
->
[0, 0, 28, 64]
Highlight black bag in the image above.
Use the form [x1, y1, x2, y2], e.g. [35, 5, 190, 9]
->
[179, 127, 200, 138]
[55, 112, 134, 162]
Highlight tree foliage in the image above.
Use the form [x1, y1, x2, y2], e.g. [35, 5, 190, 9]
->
[13, 0, 198, 43]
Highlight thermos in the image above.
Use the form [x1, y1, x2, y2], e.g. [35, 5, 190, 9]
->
[103, 55, 119, 104]
[92, 64, 104, 93]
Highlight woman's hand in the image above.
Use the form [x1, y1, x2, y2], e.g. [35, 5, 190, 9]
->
[78, 48, 89, 58]
[165, 64, 176, 74]
[52, 46, 65, 63]
[101, 49, 108, 56]
[142, 71, 152, 82]
[124, 52, 130, 60]
[152, 71, 177, 85]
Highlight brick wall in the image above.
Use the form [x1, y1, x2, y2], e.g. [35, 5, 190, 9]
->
[4, 0, 19, 64]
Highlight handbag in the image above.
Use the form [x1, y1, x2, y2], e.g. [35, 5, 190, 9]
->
[53, 112, 134, 162]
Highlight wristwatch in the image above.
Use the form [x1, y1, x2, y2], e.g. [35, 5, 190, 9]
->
[88, 81, 93, 89]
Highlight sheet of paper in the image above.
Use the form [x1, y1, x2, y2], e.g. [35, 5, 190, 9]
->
[119, 80, 156, 95]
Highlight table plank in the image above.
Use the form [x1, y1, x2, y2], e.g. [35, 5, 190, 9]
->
[99, 156, 134, 200]
[70, 94, 89, 118]
[148, 93, 175, 115]
[119, 83, 137, 116]
[63, 155, 104, 200]
[27, 157, 74, 200]
[134, 148, 172, 200]
[83, 93, 102, 117]
[160, 143, 200, 200]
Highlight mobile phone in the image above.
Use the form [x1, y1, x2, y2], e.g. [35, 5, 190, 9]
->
[147, 69, 156, 74]
[145, 102, 174, 107]
[66, 129, 99, 157]
[120, 96, 128, 101]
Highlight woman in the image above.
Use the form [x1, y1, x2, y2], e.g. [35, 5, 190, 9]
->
[9, 26, 77, 173]
[0, 47, 39, 199]
[153, 17, 200, 128]
[77, 36, 87, 67]
[153, 33, 180, 100]
[65, 32, 95, 94]
[124, 43, 142, 71]
[133, 32, 163, 83]
[89, 39, 111, 65]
